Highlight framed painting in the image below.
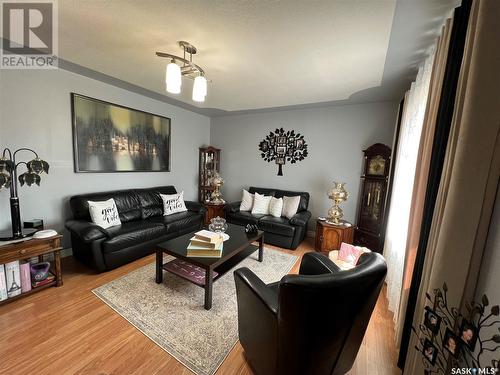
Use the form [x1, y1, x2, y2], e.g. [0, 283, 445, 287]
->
[71, 93, 171, 173]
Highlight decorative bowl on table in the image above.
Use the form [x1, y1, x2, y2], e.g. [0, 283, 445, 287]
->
[208, 217, 228, 233]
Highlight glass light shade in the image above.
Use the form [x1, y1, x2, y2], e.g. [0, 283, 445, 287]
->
[192, 75, 207, 102]
[166, 62, 182, 94]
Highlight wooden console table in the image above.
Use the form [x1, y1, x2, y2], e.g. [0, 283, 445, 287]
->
[0, 235, 63, 306]
[315, 220, 354, 252]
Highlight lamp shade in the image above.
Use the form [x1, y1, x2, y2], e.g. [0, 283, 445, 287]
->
[166, 62, 181, 94]
[192, 75, 207, 102]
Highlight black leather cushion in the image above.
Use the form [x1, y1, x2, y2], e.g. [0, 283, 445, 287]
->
[137, 186, 179, 219]
[258, 216, 295, 237]
[70, 189, 142, 223]
[69, 186, 180, 223]
[102, 221, 167, 253]
[249, 187, 276, 197]
[149, 211, 201, 233]
[227, 211, 266, 226]
[138, 190, 164, 219]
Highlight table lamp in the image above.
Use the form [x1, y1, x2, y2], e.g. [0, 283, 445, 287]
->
[0, 147, 49, 240]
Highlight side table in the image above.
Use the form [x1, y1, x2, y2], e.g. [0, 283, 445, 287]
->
[204, 202, 226, 225]
[0, 235, 63, 306]
[315, 220, 354, 252]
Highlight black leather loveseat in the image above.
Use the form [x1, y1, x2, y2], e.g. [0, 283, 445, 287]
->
[225, 187, 311, 250]
[65, 186, 205, 272]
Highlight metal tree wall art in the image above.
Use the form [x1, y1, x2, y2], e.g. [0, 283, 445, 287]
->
[412, 283, 500, 374]
[259, 128, 308, 176]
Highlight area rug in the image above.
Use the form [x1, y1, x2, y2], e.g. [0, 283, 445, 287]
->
[92, 248, 298, 375]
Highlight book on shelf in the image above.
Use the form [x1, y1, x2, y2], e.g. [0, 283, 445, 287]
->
[20, 262, 32, 293]
[193, 230, 223, 243]
[5, 261, 22, 298]
[32, 273, 55, 288]
[0, 265, 7, 301]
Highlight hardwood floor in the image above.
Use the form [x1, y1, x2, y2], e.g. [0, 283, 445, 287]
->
[0, 238, 401, 375]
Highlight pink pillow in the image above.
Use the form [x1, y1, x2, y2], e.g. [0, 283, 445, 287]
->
[338, 243, 363, 265]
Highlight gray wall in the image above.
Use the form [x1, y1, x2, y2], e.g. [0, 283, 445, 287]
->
[210, 102, 399, 229]
[0, 68, 210, 243]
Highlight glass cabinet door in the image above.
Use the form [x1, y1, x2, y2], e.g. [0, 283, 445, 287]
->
[358, 180, 386, 234]
[199, 147, 221, 203]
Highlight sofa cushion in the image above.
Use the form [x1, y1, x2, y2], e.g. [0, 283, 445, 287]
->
[137, 186, 178, 219]
[274, 190, 310, 212]
[248, 187, 309, 211]
[258, 216, 296, 237]
[251, 193, 272, 215]
[248, 187, 276, 198]
[102, 221, 167, 253]
[226, 211, 266, 226]
[138, 190, 164, 219]
[70, 189, 142, 223]
[88, 198, 122, 229]
[149, 211, 201, 233]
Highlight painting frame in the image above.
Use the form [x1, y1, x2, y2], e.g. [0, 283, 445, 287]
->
[71, 93, 171, 173]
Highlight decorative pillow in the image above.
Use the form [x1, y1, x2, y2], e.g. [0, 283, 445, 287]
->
[338, 242, 369, 265]
[282, 195, 301, 219]
[160, 191, 187, 216]
[88, 198, 121, 229]
[239, 189, 254, 211]
[251, 192, 272, 215]
[269, 197, 283, 218]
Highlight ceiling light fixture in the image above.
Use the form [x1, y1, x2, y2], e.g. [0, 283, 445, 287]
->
[156, 41, 208, 102]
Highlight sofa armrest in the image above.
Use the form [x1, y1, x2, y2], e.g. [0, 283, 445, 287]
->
[299, 252, 340, 275]
[65, 219, 108, 243]
[225, 201, 242, 214]
[289, 210, 311, 226]
[185, 201, 206, 215]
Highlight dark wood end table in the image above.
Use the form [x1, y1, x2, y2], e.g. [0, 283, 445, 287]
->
[315, 219, 354, 252]
[155, 224, 263, 310]
[203, 202, 226, 225]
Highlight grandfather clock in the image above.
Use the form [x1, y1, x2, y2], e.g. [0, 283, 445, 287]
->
[354, 143, 391, 253]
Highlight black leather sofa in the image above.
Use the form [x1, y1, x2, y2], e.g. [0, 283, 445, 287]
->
[234, 251, 387, 375]
[224, 187, 311, 250]
[65, 186, 205, 272]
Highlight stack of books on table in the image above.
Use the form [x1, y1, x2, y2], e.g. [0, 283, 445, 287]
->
[187, 230, 224, 258]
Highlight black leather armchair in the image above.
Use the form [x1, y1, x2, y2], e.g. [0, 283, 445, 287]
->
[234, 252, 387, 375]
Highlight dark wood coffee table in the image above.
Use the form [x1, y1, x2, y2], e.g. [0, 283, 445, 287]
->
[155, 224, 264, 310]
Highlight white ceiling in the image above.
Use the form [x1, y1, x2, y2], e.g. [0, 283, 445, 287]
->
[58, 0, 459, 115]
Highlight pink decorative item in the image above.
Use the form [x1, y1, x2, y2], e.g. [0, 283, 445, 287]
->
[20, 262, 32, 293]
[338, 243, 363, 265]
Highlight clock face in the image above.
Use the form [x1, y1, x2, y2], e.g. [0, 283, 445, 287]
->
[368, 155, 386, 176]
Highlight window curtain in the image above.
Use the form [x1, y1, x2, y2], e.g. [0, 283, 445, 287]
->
[394, 18, 454, 348]
[404, 0, 500, 372]
[383, 51, 434, 324]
